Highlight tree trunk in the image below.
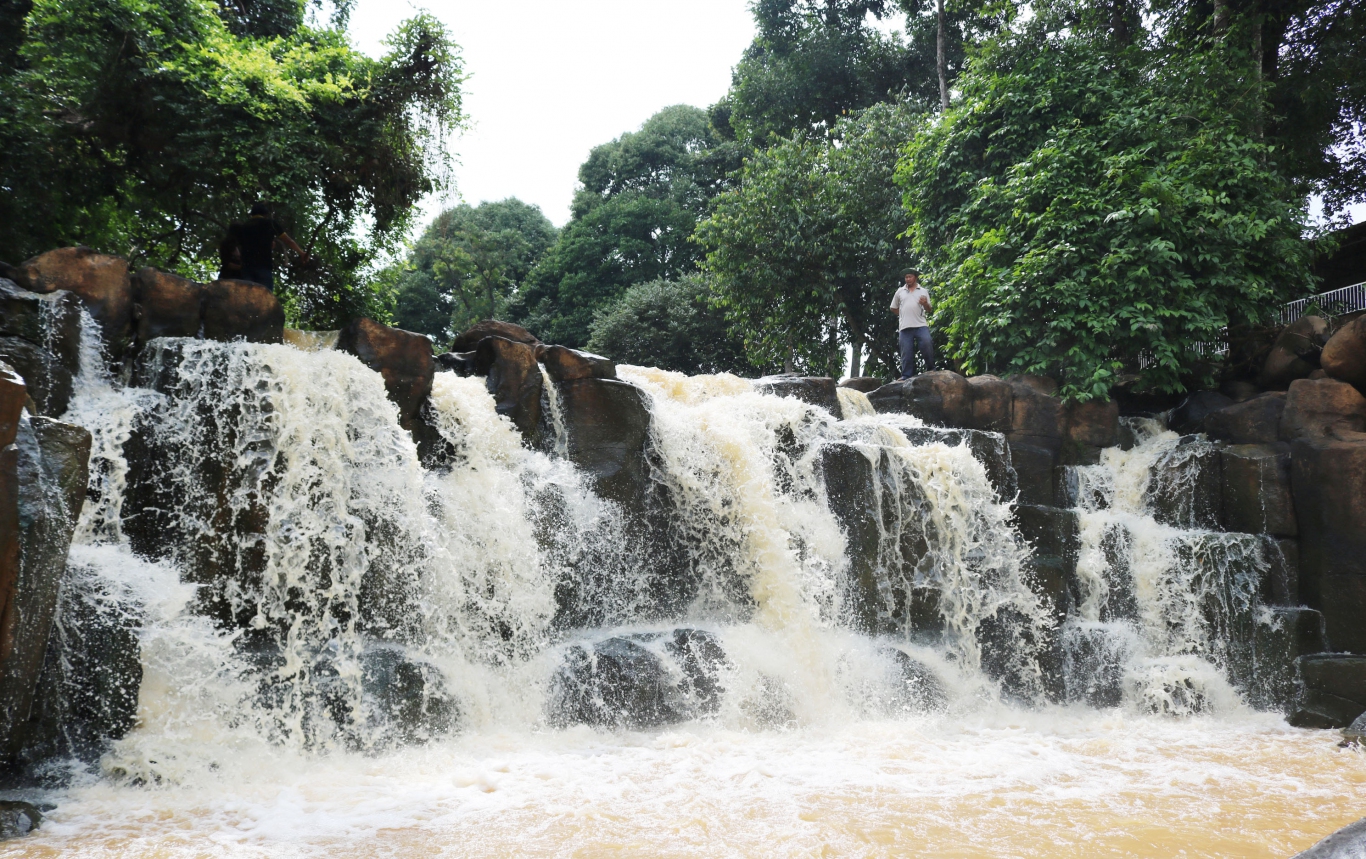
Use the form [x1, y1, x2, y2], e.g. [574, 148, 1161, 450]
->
[936, 0, 950, 111]
[1212, 0, 1230, 39]
[850, 334, 863, 379]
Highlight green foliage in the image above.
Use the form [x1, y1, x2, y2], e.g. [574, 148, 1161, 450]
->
[897, 28, 1315, 400]
[512, 105, 741, 347]
[587, 276, 766, 376]
[698, 102, 921, 376]
[391, 199, 556, 343]
[0, 0, 464, 328]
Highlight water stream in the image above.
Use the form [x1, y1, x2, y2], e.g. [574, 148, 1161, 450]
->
[4, 338, 1359, 856]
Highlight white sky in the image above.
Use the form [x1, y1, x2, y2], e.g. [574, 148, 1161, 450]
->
[347, 0, 757, 230]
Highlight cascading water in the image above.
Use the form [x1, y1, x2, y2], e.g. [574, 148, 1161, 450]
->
[6, 338, 1362, 858]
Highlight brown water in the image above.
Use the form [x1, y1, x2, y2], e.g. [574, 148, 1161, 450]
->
[9, 712, 1362, 858]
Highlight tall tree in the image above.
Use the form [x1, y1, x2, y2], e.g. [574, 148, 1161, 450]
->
[699, 102, 920, 377]
[511, 105, 741, 347]
[391, 199, 555, 342]
[0, 0, 464, 328]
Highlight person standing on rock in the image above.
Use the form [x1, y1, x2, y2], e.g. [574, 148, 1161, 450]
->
[891, 268, 934, 380]
[227, 202, 309, 290]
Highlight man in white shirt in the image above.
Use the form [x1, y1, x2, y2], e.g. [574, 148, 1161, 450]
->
[890, 268, 934, 380]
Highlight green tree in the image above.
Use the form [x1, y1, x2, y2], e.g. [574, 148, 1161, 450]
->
[897, 20, 1315, 400]
[391, 199, 556, 342]
[0, 0, 464, 328]
[698, 102, 920, 377]
[511, 105, 742, 347]
[586, 275, 766, 376]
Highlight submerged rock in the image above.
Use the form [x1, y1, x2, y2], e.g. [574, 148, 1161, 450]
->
[548, 629, 728, 729]
[0, 800, 42, 839]
[755, 375, 841, 417]
[882, 648, 949, 713]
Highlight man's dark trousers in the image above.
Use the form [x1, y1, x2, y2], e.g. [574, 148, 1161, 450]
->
[899, 326, 934, 380]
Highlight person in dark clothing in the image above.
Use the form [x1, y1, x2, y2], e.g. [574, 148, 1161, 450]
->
[227, 202, 309, 289]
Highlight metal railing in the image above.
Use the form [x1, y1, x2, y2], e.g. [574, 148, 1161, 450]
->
[1275, 282, 1366, 326]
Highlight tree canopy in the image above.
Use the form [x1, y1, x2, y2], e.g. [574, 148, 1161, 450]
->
[0, 0, 464, 328]
[510, 105, 741, 348]
[390, 199, 556, 343]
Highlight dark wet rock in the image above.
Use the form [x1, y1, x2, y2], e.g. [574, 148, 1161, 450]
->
[1168, 391, 1233, 436]
[450, 319, 538, 353]
[131, 267, 202, 346]
[556, 378, 651, 508]
[1220, 443, 1296, 536]
[1147, 437, 1223, 530]
[13, 562, 142, 774]
[540, 345, 616, 382]
[869, 371, 972, 427]
[1004, 377, 1066, 505]
[358, 646, 458, 745]
[21, 247, 133, 356]
[1260, 316, 1331, 390]
[1012, 505, 1080, 622]
[0, 280, 82, 417]
[1344, 712, 1366, 743]
[434, 350, 477, 376]
[839, 377, 884, 393]
[1007, 440, 1060, 507]
[0, 415, 90, 762]
[1280, 378, 1366, 441]
[1061, 623, 1133, 708]
[0, 365, 23, 450]
[1322, 314, 1366, 389]
[1204, 392, 1286, 445]
[1292, 434, 1366, 652]
[1292, 815, 1366, 858]
[1268, 537, 1300, 606]
[966, 374, 1013, 433]
[337, 318, 434, 431]
[548, 629, 728, 728]
[0, 800, 42, 839]
[899, 426, 1017, 502]
[820, 443, 881, 632]
[475, 336, 542, 440]
[1241, 606, 1327, 714]
[1220, 379, 1263, 403]
[201, 280, 284, 344]
[1290, 654, 1366, 728]
[881, 648, 949, 713]
[756, 375, 841, 417]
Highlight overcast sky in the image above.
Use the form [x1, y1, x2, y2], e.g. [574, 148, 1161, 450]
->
[347, 0, 757, 230]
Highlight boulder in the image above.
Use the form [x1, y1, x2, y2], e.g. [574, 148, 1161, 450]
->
[756, 375, 841, 417]
[1203, 392, 1286, 444]
[1008, 377, 1066, 440]
[0, 415, 90, 761]
[201, 279, 284, 344]
[1292, 434, 1366, 652]
[556, 378, 652, 508]
[868, 371, 972, 427]
[1063, 399, 1119, 464]
[1259, 315, 1331, 389]
[839, 377, 884, 393]
[355, 646, 458, 746]
[540, 345, 616, 382]
[336, 318, 434, 431]
[1219, 379, 1263, 403]
[1243, 606, 1328, 714]
[0, 801, 42, 839]
[882, 648, 949, 713]
[20, 247, 133, 355]
[450, 319, 538, 354]
[1148, 437, 1223, 530]
[1168, 391, 1233, 436]
[0, 280, 82, 416]
[1280, 377, 1366, 440]
[1322, 314, 1366, 388]
[131, 267, 202, 346]
[1008, 440, 1060, 507]
[474, 336, 542, 440]
[281, 329, 339, 352]
[966, 374, 1013, 434]
[1220, 443, 1297, 537]
[1005, 374, 1059, 396]
[899, 426, 1017, 502]
[434, 350, 477, 376]
[548, 630, 727, 728]
[1291, 654, 1366, 728]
